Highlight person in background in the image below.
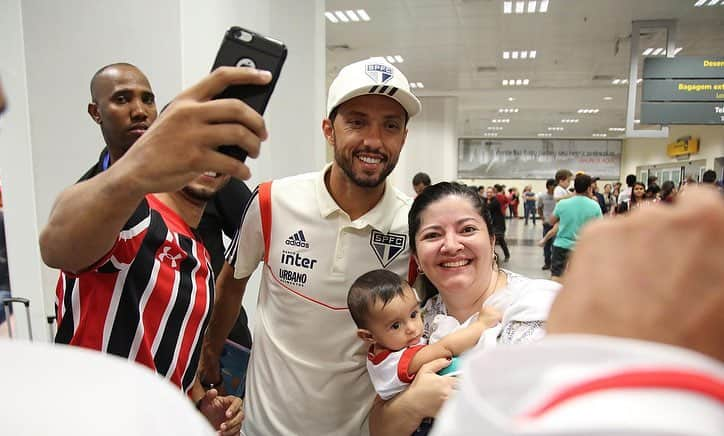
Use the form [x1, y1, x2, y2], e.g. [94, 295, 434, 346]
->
[702, 169, 717, 186]
[659, 180, 677, 204]
[494, 184, 509, 216]
[546, 174, 602, 281]
[507, 187, 520, 219]
[522, 185, 537, 225]
[537, 179, 556, 271]
[430, 186, 724, 436]
[590, 177, 607, 214]
[486, 187, 510, 263]
[412, 172, 432, 196]
[553, 169, 573, 202]
[618, 174, 636, 205]
[602, 183, 616, 213]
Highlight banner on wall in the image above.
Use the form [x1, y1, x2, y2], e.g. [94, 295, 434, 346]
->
[458, 138, 622, 180]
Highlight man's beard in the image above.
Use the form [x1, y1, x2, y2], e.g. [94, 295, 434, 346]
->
[182, 185, 217, 204]
[334, 146, 397, 188]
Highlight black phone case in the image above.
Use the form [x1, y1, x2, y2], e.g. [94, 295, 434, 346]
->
[212, 26, 287, 161]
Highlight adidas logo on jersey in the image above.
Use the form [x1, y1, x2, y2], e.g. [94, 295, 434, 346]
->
[285, 230, 309, 248]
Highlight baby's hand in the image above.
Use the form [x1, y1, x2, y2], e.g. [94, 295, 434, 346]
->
[478, 306, 501, 328]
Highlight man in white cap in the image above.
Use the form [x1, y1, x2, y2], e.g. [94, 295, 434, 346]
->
[199, 58, 421, 435]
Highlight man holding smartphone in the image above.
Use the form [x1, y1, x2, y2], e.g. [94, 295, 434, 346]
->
[199, 58, 421, 435]
[38, 66, 272, 436]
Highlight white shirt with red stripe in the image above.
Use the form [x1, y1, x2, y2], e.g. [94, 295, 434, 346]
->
[367, 339, 426, 400]
[229, 163, 412, 436]
[431, 335, 724, 436]
[55, 194, 213, 393]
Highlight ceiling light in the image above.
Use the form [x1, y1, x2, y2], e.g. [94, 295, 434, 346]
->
[512, 51, 519, 59]
[528, 1, 537, 13]
[503, 49, 538, 60]
[530, 50, 537, 58]
[410, 83, 417, 89]
[334, 11, 349, 22]
[603, 96, 613, 100]
[416, 82, 424, 88]
[498, 108, 519, 113]
[516, 79, 522, 85]
[386, 56, 395, 63]
[635, 119, 641, 124]
[612, 79, 621, 84]
[324, 12, 339, 23]
[643, 48, 654, 56]
[637, 78, 643, 84]
[538, 133, 552, 137]
[508, 97, 516, 101]
[561, 119, 579, 123]
[592, 133, 608, 137]
[622, 79, 629, 84]
[540, 0, 549, 12]
[708, 0, 720, 5]
[653, 48, 664, 56]
[502, 79, 509, 86]
[395, 55, 404, 63]
[694, 0, 707, 5]
[609, 127, 626, 132]
[488, 126, 504, 130]
[504, 1, 513, 14]
[674, 47, 683, 55]
[345, 10, 360, 21]
[357, 9, 371, 21]
[523, 79, 530, 85]
[577, 108, 599, 114]
[484, 132, 499, 137]
[516, 1, 525, 13]
[548, 127, 564, 131]
[521, 51, 528, 59]
[492, 119, 511, 123]
[503, 51, 510, 59]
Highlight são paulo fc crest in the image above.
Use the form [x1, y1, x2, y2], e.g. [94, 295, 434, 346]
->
[366, 63, 393, 84]
[370, 230, 406, 267]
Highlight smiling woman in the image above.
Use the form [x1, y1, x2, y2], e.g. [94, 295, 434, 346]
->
[369, 182, 562, 435]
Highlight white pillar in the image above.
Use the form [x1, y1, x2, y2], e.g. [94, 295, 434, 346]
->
[392, 96, 458, 197]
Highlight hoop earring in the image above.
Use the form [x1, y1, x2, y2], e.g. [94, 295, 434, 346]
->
[417, 267, 424, 275]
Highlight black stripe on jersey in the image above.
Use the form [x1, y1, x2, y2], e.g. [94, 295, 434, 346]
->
[97, 261, 120, 274]
[124, 198, 150, 230]
[154, 234, 198, 377]
[55, 275, 77, 343]
[182, 269, 214, 390]
[106, 208, 166, 358]
[225, 185, 260, 265]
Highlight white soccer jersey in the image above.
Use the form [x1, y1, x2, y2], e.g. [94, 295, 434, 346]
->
[431, 336, 724, 436]
[231, 164, 412, 436]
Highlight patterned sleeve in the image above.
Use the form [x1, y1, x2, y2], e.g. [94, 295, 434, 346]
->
[499, 320, 547, 345]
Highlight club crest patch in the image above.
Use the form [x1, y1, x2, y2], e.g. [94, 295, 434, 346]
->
[365, 63, 393, 84]
[370, 230, 406, 267]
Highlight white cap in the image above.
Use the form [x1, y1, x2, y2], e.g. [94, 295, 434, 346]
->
[327, 57, 422, 118]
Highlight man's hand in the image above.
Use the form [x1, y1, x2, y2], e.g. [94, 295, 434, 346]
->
[548, 186, 724, 362]
[113, 67, 272, 196]
[406, 358, 458, 418]
[197, 389, 244, 436]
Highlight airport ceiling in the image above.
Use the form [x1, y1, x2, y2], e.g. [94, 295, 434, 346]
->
[325, 0, 724, 139]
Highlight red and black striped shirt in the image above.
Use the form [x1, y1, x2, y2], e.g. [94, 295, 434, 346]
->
[55, 194, 214, 393]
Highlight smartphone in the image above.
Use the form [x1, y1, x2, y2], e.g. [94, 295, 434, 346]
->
[212, 26, 287, 161]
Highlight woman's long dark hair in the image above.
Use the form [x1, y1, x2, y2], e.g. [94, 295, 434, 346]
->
[408, 182, 495, 302]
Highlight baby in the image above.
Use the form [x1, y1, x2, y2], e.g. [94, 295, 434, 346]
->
[348, 269, 499, 400]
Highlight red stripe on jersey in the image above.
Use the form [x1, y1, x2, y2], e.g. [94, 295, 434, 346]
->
[259, 181, 272, 263]
[523, 368, 724, 419]
[77, 272, 119, 350]
[136, 252, 175, 369]
[170, 241, 211, 388]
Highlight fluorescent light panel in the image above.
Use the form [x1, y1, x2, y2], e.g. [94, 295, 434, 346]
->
[325, 9, 371, 23]
[498, 108, 519, 113]
[538, 133, 552, 137]
[383, 55, 404, 64]
[503, 79, 530, 86]
[694, 0, 708, 5]
[504, 0, 549, 14]
[609, 127, 626, 132]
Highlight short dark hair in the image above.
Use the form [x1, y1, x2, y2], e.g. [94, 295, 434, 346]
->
[545, 178, 556, 188]
[555, 169, 573, 182]
[702, 169, 717, 184]
[625, 174, 637, 187]
[574, 174, 592, 193]
[348, 269, 408, 329]
[412, 172, 431, 187]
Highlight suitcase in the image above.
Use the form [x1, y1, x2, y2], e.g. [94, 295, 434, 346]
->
[2, 297, 33, 340]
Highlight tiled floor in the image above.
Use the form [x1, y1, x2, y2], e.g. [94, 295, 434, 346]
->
[497, 217, 551, 280]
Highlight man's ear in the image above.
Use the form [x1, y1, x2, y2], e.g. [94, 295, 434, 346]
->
[88, 102, 101, 124]
[322, 118, 335, 146]
[357, 328, 375, 345]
